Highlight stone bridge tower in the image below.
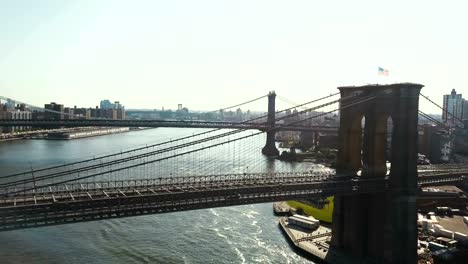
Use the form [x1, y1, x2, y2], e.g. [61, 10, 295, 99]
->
[262, 91, 279, 156]
[330, 83, 423, 263]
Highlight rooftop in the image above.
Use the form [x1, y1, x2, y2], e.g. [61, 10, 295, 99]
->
[437, 215, 468, 234]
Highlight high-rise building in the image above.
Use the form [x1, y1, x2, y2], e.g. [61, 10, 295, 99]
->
[97, 100, 125, 120]
[463, 100, 468, 121]
[442, 89, 464, 125]
[0, 104, 5, 127]
[100, 99, 113, 109]
[117, 108, 126, 120]
[113, 101, 121, 109]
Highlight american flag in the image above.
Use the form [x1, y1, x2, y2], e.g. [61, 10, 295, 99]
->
[378, 67, 389, 76]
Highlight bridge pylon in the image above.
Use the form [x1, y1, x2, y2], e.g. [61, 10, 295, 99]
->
[330, 83, 423, 263]
[262, 91, 279, 156]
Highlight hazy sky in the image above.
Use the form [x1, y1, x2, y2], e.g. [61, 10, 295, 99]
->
[1, 0, 467, 113]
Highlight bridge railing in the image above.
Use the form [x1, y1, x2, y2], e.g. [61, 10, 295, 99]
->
[0, 171, 336, 197]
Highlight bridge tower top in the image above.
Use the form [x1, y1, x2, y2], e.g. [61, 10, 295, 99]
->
[336, 83, 423, 179]
[332, 82, 424, 263]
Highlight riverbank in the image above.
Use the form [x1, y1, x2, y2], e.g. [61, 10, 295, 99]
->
[0, 128, 70, 142]
[0, 127, 151, 142]
[46, 127, 133, 140]
[277, 148, 337, 167]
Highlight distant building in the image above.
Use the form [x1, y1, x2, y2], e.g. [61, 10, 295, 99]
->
[0, 103, 32, 133]
[100, 99, 114, 109]
[3, 99, 15, 109]
[0, 103, 6, 119]
[0, 103, 5, 133]
[117, 108, 125, 120]
[44, 102, 64, 120]
[419, 124, 455, 164]
[73, 106, 91, 119]
[236, 108, 243, 121]
[113, 101, 122, 109]
[464, 100, 468, 122]
[64, 107, 75, 120]
[442, 89, 464, 126]
[97, 100, 125, 120]
[105, 109, 117, 120]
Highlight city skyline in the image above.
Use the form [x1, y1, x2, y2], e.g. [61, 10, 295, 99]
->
[1, 0, 467, 113]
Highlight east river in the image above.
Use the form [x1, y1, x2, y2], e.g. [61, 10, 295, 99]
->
[0, 128, 323, 264]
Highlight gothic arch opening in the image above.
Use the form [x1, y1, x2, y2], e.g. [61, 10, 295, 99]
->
[386, 115, 393, 175]
[360, 115, 366, 172]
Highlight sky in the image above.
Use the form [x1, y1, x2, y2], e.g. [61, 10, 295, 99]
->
[1, 0, 467, 113]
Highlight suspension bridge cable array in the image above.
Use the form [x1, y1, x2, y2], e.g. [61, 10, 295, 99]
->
[0, 92, 349, 186]
[3, 94, 376, 195]
[418, 110, 450, 129]
[0, 104, 336, 186]
[207, 94, 268, 113]
[420, 93, 463, 127]
[0, 92, 342, 179]
[1, 91, 353, 193]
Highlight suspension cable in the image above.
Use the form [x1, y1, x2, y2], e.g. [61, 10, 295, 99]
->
[418, 110, 451, 129]
[0, 96, 345, 186]
[3, 94, 375, 195]
[0, 92, 341, 179]
[207, 94, 267, 113]
[420, 93, 463, 127]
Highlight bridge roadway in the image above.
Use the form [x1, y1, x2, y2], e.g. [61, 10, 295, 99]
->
[0, 171, 465, 231]
[0, 119, 339, 132]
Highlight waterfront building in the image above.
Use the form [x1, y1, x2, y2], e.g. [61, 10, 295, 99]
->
[64, 107, 75, 120]
[0, 103, 5, 119]
[0, 104, 32, 133]
[0, 103, 5, 133]
[44, 102, 64, 120]
[442, 89, 464, 126]
[107, 109, 118, 120]
[73, 107, 91, 119]
[117, 108, 126, 120]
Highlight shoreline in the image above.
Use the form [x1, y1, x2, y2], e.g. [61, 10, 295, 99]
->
[0, 127, 152, 142]
[45, 127, 133, 140]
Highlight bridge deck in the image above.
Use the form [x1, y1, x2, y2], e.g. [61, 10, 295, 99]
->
[0, 171, 464, 232]
[0, 119, 338, 132]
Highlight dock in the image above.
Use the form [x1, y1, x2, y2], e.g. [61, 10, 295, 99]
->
[47, 127, 130, 139]
[278, 217, 367, 264]
[279, 217, 331, 259]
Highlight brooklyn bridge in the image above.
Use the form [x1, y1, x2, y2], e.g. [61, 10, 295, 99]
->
[1, 83, 466, 263]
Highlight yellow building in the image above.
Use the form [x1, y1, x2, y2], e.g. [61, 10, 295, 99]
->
[287, 196, 334, 223]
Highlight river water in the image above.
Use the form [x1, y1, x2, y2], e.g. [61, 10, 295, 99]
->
[0, 128, 321, 264]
